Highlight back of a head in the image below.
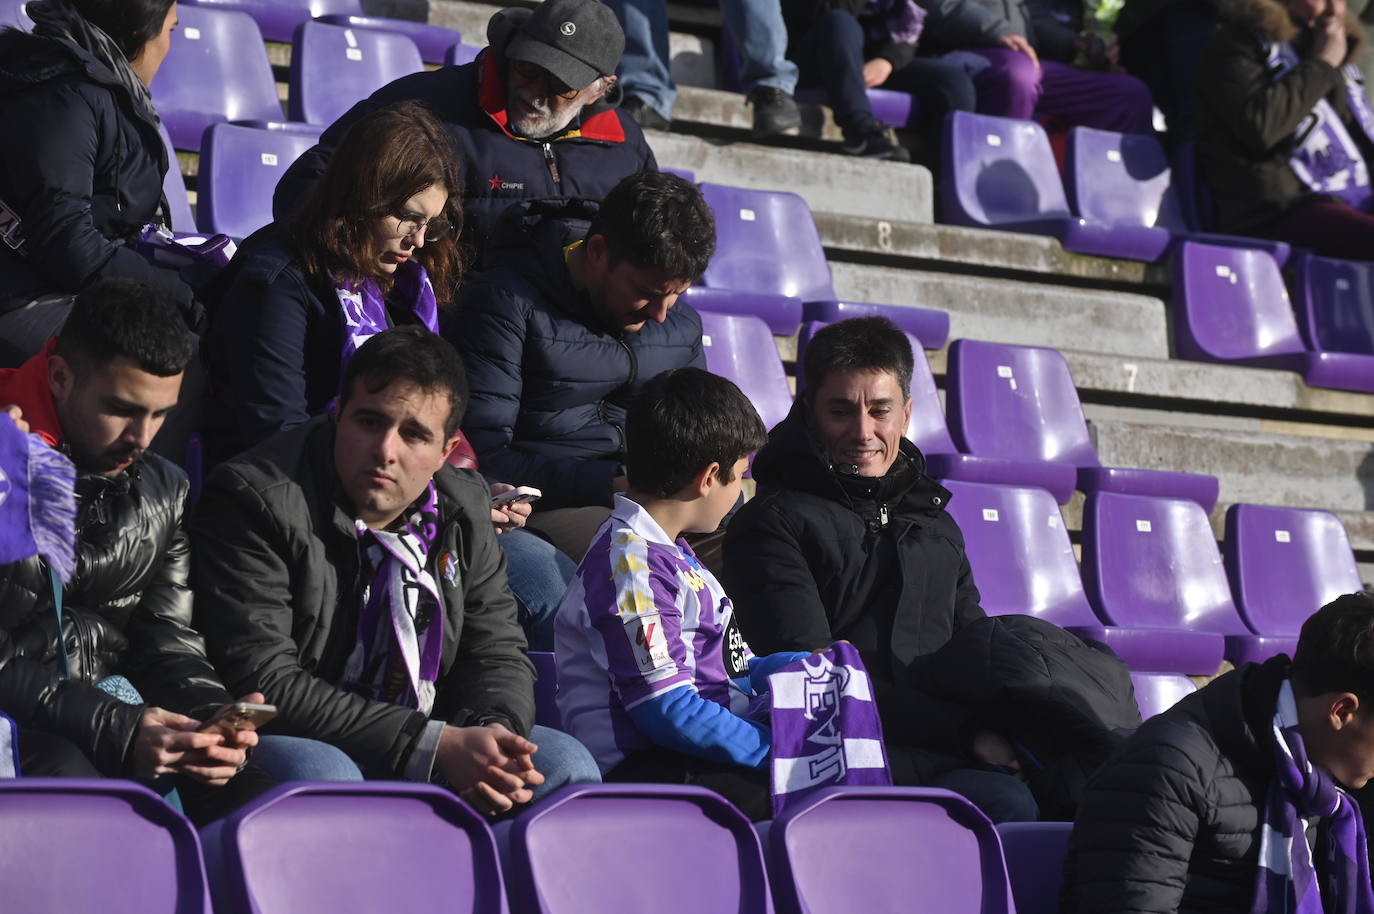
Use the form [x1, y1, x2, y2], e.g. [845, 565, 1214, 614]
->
[803, 316, 914, 399]
[626, 367, 766, 497]
[1292, 593, 1374, 703]
[55, 278, 194, 379]
[67, 0, 175, 59]
[586, 171, 716, 282]
[340, 326, 469, 439]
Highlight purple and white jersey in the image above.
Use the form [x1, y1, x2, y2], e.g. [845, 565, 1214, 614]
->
[555, 496, 756, 773]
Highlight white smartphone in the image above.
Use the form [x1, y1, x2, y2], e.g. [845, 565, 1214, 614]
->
[491, 485, 542, 507]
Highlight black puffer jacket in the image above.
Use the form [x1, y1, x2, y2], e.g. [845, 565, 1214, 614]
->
[444, 197, 705, 511]
[0, 454, 235, 776]
[0, 11, 193, 316]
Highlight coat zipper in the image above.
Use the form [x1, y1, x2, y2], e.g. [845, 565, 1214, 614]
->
[542, 143, 561, 189]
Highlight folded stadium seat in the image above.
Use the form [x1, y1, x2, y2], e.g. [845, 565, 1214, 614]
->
[1064, 127, 1292, 266]
[996, 822, 1072, 914]
[497, 784, 772, 914]
[943, 479, 1224, 675]
[1082, 491, 1296, 668]
[1224, 503, 1362, 644]
[762, 787, 1013, 914]
[1173, 243, 1374, 393]
[197, 122, 322, 238]
[528, 650, 561, 729]
[1130, 672, 1197, 719]
[316, 13, 460, 64]
[201, 782, 507, 914]
[947, 339, 1220, 509]
[148, 6, 285, 151]
[794, 87, 921, 130]
[289, 21, 424, 126]
[179, 0, 361, 43]
[157, 123, 197, 234]
[1, 0, 31, 31]
[700, 311, 793, 433]
[681, 183, 949, 342]
[444, 41, 482, 67]
[1293, 252, 1374, 355]
[0, 779, 211, 913]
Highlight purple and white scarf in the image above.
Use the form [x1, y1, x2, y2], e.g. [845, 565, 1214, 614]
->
[335, 260, 439, 382]
[0, 412, 76, 581]
[1250, 679, 1374, 914]
[864, 0, 925, 47]
[768, 642, 891, 817]
[341, 484, 445, 713]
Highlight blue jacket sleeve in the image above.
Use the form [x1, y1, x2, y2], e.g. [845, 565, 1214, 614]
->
[627, 685, 772, 769]
[746, 652, 811, 695]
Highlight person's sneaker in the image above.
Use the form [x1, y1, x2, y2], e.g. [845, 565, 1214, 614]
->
[747, 86, 801, 139]
[842, 124, 911, 162]
[621, 95, 671, 131]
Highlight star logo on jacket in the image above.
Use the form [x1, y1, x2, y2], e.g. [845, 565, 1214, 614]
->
[438, 551, 460, 588]
[488, 174, 525, 192]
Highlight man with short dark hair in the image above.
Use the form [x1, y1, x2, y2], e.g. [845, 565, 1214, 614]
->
[273, 0, 656, 259]
[1063, 593, 1374, 914]
[191, 327, 599, 815]
[446, 170, 714, 562]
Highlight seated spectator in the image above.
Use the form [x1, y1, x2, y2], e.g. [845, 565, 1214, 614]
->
[783, 0, 976, 160]
[0, 0, 199, 367]
[191, 327, 600, 815]
[920, 0, 1155, 134]
[556, 367, 810, 822]
[273, 0, 656, 262]
[1063, 593, 1374, 913]
[722, 317, 1036, 823]
[1197, 0, 1374, 259]
[611, 0, 803, 138]
[447, 170, 712, 564]
[1116, 0, 1221, 143]
[0, 279, 270, 822]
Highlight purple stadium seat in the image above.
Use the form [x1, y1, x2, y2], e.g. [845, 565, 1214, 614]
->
[317, 13, 460, 63]
[662, 166, 697, 184]
[683, 183, 948, 342]
[197, 123, 322, 238]
[444, 41, 482, 67]
[800, 300, 948, 350]
[149, 6, 283, 151]
[180, 0, 361, 43]
[1083, 491, 1296, 668]
[765, 787, 1012, 914]
[700, 311, 793, 433]
[289, 20, 423, 125]
[1130, 672, 1197, 719]
[947, 339, 1220, 510]
[1224, 503, 1362, 639]
[944, 479, 1224, 675]
[1293, 253, 1374, 354]
[501, 783, 772, 914]
[1174, 243, 1374, 393]
[1, 0, 31, 30]
[201, 782, 507, 914]
[529, 650, 561, 729]
[157, 123, 196, 234]
[0, 779, 210, 913]
[794, 87, 920, 130]
[996, 822, 1071, 914]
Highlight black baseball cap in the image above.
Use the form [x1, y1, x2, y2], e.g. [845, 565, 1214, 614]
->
[505, 0, 625, 91]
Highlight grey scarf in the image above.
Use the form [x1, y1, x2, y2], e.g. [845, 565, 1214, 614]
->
[25, 0, 159, 123]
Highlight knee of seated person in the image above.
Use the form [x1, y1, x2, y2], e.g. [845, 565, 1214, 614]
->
[251, 734, 365, 782]
[814, 8, 863, 38]
[996, 50, 1041, 93]
[529, 725, 601, 794]
[932, 768, 1039, 824]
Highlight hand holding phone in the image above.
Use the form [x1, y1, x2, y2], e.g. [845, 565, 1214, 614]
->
[198, 701, 278, 738]
[491, 485, 542, 508]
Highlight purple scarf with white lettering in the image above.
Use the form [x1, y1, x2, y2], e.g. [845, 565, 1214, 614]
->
[334, 259, 439, 382]
[864, 0, 925, 46]
[768, 642, 891, 817]
[0, 412, 75, 581]
[1250, 679, 1374, 914]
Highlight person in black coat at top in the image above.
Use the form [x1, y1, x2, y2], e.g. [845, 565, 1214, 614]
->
[0, 0, 199, 367]
[722, 316, 1037, 823]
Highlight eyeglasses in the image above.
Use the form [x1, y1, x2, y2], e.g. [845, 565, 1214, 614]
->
[509, 59, 582, 100]
[391, 210, 453, 243]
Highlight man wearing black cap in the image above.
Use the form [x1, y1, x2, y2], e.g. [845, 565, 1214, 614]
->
[273, 0, 656, 261]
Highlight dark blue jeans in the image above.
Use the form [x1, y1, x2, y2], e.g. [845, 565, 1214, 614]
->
[931, 768, 1039, 823]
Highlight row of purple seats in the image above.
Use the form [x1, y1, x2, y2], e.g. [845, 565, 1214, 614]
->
[288, 19, 423, 125]
[197, 122, 322, 238]
[0, 0, 31, 30]
[181, 0, 460, 62]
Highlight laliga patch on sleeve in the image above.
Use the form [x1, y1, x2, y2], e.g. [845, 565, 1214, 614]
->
[625, 612, 672, 674]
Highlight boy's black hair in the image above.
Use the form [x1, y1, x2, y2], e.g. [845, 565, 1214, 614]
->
[626, 367, 767, 498]
[585, 171, 716, 282]
[339, 326, 469, 438]
[55, 279, 194, 379]
[802, 316, 914, 399]
[1292, 593, 1374, 705]
[71, 0, 176, 60]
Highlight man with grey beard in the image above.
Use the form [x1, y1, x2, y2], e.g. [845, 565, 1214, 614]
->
[273, 0, 656, 264]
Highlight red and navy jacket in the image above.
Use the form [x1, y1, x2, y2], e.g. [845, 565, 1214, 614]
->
[272, 47, 657, 263]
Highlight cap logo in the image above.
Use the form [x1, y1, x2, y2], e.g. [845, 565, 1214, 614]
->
[560, 20, 576, 35]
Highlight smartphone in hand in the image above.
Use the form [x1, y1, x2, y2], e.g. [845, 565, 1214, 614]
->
[491, 485, 542, 508]
[198, 702, 277, 737]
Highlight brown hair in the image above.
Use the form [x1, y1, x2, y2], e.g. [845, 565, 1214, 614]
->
[292, 101, 465, 305]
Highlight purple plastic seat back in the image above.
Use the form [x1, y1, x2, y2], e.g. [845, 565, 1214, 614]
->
[1082, 491, 1249, 635]
[180, 0, 362, 43]
[946, 339, 1099, 468]
[996, 822, 1072, 914]
[1293, 253, 1374, 354]
[0, 0, 32, 30]
[1224, 504, 1361, 637]
[700, 311, 793, 432]
[697, 182, 837, 303]
[529, 650, 561, 729]
[941, 111, 1071, 226]
[505, 784, 773, 914]
[0, 779, 210, 913]
[197, 123, 322, 237]
[1065, 127, 1187, 231]
[801, 300, 950, 351]
[767, 787, 1012, 914]
[444, 41, 482, 66]
[942, 480, 1099, 626]
[1172, 242, 1306, 363]
[794, 86, 918, 129]
[149, 6, 282, 151]
[201, 782, 506, 914]
[157, 123, 196, 233]
[290, 21, 423, 125]
[1130, 672, 1196, 718]
[316, 13, 460, 63]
